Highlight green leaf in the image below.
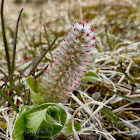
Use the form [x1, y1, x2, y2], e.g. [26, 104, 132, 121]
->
[0, 88, 19, 113]
[112, 92, 140, 103]
[101, 107, 123, 128]
[81, 72, 101, 83]
[12, 103, 67, 139]
[64, 120, 81, 133]
[12, 112, 26, 140]
[12, 106, 32, 140]
[13, 135, 25, 140]
[34, 104, 67, 138]
[25, 109, 47, 134]
[26, 76, 45, 104]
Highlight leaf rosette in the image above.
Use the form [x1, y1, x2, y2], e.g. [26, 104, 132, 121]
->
[12, 103, 67, 139]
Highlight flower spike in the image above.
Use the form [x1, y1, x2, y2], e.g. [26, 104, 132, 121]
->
[40, 21, 96, 102]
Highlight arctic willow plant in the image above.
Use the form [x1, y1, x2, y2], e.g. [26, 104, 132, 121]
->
[12, 20, 95, 139]
[40, 20, 96, 102]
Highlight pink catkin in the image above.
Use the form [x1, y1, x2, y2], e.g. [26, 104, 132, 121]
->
[40, 20, 96, 102]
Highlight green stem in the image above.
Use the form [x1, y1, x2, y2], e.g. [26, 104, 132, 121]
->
[112, 91, 140, 103]
[0, 68, 8, 78]
[1, 0, 11, 76]
[105, 25, 112, 51]
[10, 8, 23, 88]
[120, 62, 134, 83]
[0, 89, 19, 113]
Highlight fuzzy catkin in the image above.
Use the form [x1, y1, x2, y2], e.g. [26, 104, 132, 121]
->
[40, 20, 96, 102]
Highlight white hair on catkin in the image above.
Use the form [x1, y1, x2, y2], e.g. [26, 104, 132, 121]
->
[40, 20, 96, 102]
